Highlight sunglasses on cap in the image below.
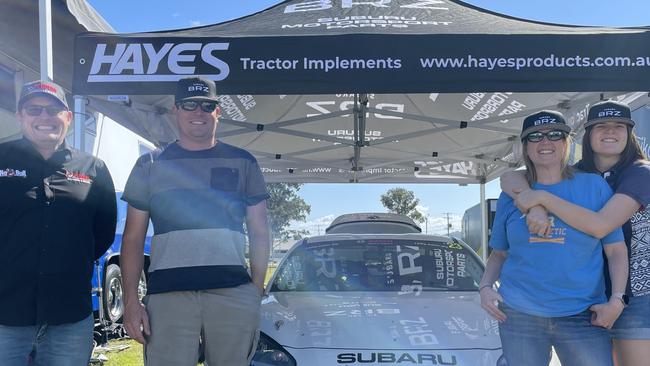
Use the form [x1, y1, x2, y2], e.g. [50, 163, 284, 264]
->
[176, 100, 218, 113]
[525, 130, 567, 143]
[22, 104, 67, 117]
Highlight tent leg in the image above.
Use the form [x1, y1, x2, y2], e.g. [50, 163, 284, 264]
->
[480, 181, 488, 262]
[351, 94, 368, 180]
[74, 95, 86, 151]
[38, 0, 53, 81]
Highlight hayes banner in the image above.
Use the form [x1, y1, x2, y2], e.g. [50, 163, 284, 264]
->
[73, 32, 650, 95]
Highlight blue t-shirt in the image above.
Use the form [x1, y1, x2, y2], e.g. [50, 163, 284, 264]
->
[490, 172, 624, 317]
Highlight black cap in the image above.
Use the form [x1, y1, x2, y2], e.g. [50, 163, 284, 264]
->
[18, 80, 68, 109]
[585, 100, 634, 128]
[521, 110, 571, 139]
[174, 77, 219, 103]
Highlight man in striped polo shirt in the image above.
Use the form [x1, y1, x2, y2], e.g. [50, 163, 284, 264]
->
[120, 77, 270, 366]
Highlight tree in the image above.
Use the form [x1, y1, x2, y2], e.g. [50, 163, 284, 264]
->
[380, 187, 425, 223]
[266, 183, 311, 247]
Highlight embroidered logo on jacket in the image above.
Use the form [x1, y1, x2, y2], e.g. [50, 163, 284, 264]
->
[0, 168, 27, 178]
[65, 170, 93, 184]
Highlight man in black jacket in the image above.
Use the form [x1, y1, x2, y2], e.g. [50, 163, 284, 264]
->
[0, 80, 117, 366]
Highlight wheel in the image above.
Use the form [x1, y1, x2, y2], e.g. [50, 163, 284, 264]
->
[103, 264, 147, 323]
[137, 269, 148, 304]
[103, 264, 123, 323]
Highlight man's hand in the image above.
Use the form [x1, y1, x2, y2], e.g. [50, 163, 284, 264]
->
[123, 301, 151, 344]
[589, 299, 624, 329]
[480, 287, 507, 323]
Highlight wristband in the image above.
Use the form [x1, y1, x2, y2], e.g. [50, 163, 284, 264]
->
[479, 284, 493, 292]
[611, 292, 629, 307]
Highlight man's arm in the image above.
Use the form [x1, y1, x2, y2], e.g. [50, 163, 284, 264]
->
[120, 205, 151, 344]
[479, 250, 508, 322]
[92, 163, 117, 260]
[590, 242, 628, 329]
[517, 191, 640, 239]
[246, 200, 270, 294]
[500, 170, 551, 236]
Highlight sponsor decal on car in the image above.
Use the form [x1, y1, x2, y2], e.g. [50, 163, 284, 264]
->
[336, 352, 457, 364]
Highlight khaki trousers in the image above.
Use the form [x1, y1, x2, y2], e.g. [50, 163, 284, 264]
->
[143, 282, 261, 366]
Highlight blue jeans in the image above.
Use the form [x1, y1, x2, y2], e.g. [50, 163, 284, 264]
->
[0, 315, 94, 366]
[610, 293, 650, 339]
[499, 304, 613, 366]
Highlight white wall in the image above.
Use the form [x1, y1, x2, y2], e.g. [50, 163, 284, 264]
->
[93, 115, 155, 191]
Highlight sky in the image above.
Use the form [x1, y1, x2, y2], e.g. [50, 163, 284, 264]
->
[86, 0, 650, 236]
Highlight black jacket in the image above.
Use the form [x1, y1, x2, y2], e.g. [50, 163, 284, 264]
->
[0, 138, 116, 325]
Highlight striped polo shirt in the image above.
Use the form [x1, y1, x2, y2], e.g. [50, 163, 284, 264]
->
[122, 141, 268, 294]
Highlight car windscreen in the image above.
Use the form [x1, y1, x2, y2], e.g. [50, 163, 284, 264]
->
[271, 238, 483, 292]
[326, 222, 420, 234]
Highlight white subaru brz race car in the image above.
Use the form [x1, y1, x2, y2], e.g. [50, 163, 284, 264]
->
[250, 234, 507, 366]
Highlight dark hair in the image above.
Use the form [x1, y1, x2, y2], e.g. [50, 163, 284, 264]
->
[523, 135, 574, 185]
[581, 125, 647, 173]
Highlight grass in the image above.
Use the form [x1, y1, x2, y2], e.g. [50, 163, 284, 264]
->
[94, 339, 143, 366]
[95, 265, 278, 365]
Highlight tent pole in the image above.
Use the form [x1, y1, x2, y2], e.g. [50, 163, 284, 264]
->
[480, 178, 488, 262]
[74, 95, 86, 151]
[351, 94, 368, 175]
[353, 94, 360, 172]
[38, 0, 53, 81]
[358, 93, 368, 148]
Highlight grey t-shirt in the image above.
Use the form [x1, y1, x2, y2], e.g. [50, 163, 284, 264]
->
[122, 142, 269, 294]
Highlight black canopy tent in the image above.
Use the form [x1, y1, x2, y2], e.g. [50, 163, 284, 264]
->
[69, 0, 650, 184]
[3, 0, 649, 259]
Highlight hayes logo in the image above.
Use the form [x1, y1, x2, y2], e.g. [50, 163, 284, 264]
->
[86, 42, 230, 83]
[65, 171, 93, 184]
[0, 169, 27, 178]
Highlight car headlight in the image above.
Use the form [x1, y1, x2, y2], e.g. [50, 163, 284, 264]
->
[250, 332, 296, 366]
[496, 354, 508, 366]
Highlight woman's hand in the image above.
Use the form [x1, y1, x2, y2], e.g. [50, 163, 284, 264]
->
[525, 206, 552, 237]
[513, 189, 545, 212]
[589, 299, 625, 329]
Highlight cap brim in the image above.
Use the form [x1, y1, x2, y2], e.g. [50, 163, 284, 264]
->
[521, 124, 571, 139]
[584, 117, 635, 128]
[18, 92, 68, 109]
[176, 96, 219, 103]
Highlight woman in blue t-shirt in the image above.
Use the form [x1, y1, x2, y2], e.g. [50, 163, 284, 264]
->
[480, 110, 629, 366]
[502, 100, 650, 366]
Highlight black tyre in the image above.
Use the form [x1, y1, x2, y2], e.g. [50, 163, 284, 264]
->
[103, 264, 147, 323]
[103, 264, 124, 323]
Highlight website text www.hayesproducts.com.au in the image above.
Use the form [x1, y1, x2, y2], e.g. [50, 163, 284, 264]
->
[237, 54, 650, 73]
[420, 54, 650, 70]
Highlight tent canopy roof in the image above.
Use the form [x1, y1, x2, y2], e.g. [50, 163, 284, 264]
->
[127, 0, 646, 37]
[3, 0, 650, 183]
